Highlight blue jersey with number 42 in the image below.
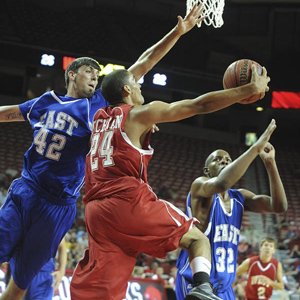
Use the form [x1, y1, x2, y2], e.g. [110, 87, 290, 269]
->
[19, 90, 107, 204]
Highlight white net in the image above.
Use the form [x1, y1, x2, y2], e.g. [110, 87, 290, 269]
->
[187, 0, 225, 28]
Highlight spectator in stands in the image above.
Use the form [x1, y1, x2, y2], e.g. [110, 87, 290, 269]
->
[0, 5, 204, 299]
[284, 244, 300, 266]
[175, 121, 288, 300]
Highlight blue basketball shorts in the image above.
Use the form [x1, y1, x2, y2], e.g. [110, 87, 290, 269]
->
[25, 267, 54, 300]
[0, 178, 76, 289]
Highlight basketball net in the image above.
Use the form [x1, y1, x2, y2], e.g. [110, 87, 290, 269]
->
[186, 0, 225, 28]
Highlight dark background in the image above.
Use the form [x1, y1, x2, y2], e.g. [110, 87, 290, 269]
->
[0, 0, 299, 144]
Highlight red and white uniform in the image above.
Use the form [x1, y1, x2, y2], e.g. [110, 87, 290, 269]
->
[245, 256, 279, 300]
[71, 104, 196, 300]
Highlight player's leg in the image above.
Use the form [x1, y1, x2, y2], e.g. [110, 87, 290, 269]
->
[24, 268, 54, 300]
[0, 277, 25, 300]
[180, 227, 221, 300]
[71, 205, 137, 300]
[0, 180, 23, 264]
[3, 179, 75, 298]
[175, 249, 193, 299]
[0, 181, 26, 300]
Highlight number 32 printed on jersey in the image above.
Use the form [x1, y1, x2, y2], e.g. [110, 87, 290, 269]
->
[216, 247, 235, 273]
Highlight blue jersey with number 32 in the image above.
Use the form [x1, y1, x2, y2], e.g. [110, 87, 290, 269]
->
[19, 90, 107, 204]
[176, 190, 245, 299]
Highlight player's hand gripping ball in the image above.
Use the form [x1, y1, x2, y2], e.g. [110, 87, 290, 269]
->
[223, 59, 263, 104]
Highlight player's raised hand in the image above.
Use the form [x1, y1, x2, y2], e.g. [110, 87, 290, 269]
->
[176, 4, 204, 35]
[252, 119, 277, 153]
[52, 269, 64, 291]
[259, 142, 276, 163]
[251, 65, 271, 97]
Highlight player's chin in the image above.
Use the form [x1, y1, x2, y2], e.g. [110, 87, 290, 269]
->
[85, 88, 95, 98]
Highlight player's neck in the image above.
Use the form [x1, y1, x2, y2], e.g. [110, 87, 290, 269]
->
[260, 255, 271, 263]
[218, 192, 228, 202]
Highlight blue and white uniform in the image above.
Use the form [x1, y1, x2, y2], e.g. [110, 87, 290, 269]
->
[0, 89, 107, 289]
[176, 190, 245, 300]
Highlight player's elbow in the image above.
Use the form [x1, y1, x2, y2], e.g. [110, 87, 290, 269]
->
[273, 199, 288, 213]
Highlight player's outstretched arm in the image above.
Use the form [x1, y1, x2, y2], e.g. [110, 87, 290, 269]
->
[0, 105, 25, 122]
[190, 120, 277, 198]
[133, 69, 270, 127]
[128, 4, 203, 80]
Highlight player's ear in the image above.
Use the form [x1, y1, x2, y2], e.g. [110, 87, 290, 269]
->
[203, 167, 209, 176]
[68, 70, 77, 81]
[123, 84, 131, 95]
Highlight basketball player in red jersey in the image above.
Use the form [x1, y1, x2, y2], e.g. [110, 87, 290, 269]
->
[70, 62, 271, 299]
[236, 238, 284, 300]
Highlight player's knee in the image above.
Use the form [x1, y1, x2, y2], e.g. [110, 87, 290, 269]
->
[180, 227, 209, 249]
[1, 278, 26, 300]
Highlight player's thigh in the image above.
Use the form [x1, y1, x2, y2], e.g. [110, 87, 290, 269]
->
[25, 272, 53, 300]
[179, 226, 208, 249]
[0, 195, 22, 263]
[71, 246, 136, 300]
[10, 198, 76, 289]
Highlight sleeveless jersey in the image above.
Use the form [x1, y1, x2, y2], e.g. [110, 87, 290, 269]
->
[245, 256, 279, 300]
[176, 189, 245, 299]
[84, 104, 153, 203]
[19, 89, 107, 204]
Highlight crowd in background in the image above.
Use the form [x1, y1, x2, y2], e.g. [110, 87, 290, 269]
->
[1, 167, 300, 299]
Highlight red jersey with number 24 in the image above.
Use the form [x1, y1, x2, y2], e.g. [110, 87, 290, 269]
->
[84, 104, 153, 203]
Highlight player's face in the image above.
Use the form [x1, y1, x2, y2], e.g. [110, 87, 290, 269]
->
[73, 65, 99, 98]
[260, 241, 275, 257]
[206, 150, 232, 177]
[128, 74, 144, 105]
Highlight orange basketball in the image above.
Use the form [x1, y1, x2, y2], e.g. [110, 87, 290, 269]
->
[223, 59, 263, 104]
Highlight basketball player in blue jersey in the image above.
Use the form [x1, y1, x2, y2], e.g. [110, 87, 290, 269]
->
[0, 5, 204, 299]
[175, 121, 288, 300]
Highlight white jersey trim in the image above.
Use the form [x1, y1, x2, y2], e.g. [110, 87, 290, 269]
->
[217, 194, 233, 216]
[121, 131, 153, 155]
[257, 261, 275, 272]
[159, 199, 191, 227]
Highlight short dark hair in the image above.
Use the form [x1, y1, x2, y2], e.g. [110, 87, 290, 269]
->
[101, 69, 131, 105]
[260, 237, 276, 247]
[65, 57, 100, 87]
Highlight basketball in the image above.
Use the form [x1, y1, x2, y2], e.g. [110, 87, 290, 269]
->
[223, 59, 263, 104]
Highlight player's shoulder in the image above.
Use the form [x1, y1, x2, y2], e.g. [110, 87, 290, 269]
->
[249, 255, 260, 263]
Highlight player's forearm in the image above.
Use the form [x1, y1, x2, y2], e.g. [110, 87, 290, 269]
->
[0, 105, 25, 122]
[264, 160, 288, 212]
[128, 26, 181, 80]
[139, 26, 181, 63]
[271, 280, 284, 290]
[57, 240, 67, 275]
[213, 146, 259, 190]
[193, 82, 260, 114]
